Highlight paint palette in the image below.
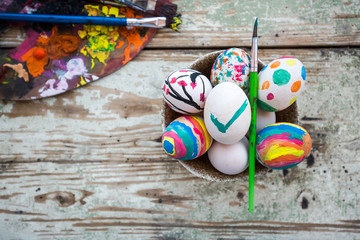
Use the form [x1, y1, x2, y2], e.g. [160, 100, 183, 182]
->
[0, 2, 157, 100]
[162, 50, 300, 182]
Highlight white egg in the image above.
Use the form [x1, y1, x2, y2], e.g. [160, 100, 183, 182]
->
[257, 57, 306, 112]
[208, 137, 249, 175]
[256, 107, 276, 133]
[204, 82, 251, 144]
[162, 69, 213, 114]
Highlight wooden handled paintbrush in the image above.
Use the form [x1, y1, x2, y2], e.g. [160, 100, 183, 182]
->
[249, 17, 258, 213]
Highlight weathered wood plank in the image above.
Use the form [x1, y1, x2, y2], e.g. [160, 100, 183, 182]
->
[0, 47, 359, 239]
[0, 160, 359, 239]
[1, 48, 359, 162]
[0, 0, 359, 48]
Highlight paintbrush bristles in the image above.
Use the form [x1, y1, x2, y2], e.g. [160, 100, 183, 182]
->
[253, 17, 257, 38]
[153, 0, 178, 27]
[114, 0, 178, 28]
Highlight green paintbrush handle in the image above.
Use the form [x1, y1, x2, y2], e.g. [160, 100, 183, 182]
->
[249, 71, 258, 213]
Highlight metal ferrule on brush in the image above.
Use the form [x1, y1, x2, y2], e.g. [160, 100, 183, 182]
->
[126, 17, 166, 28]
[251, 37, 258, 72]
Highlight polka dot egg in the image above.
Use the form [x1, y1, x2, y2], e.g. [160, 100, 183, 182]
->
[210, 48, 251, 92]
[257, 57, 306, 112]
[162, 116, 213, 160]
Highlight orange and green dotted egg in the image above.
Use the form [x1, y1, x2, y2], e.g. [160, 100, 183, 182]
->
[257, 57, 306, 112]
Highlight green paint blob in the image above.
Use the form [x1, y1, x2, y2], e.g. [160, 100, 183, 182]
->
[273, 69, 291, 86]
[257, 99, 278, 112]
[210, 99, 248, 133]
[226, 70, 232, 78]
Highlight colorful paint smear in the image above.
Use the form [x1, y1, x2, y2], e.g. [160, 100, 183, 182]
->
[78, 5, 121, 64]
[0, 1, 157, 100]
[18, 26, 79, 78]
[256, 123, 312, 170]
[210, 48, 251, 92]
[162, 116, 212, 160]
[39, 58, 99, 97]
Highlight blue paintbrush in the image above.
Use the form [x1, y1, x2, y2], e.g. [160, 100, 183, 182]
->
[0, 13, 166, 28]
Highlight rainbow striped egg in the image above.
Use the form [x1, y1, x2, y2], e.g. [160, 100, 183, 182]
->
[162, 116, 213, 160]
[256, 123, 312, 170]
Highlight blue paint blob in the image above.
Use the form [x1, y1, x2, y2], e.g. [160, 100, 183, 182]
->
[301, 66, 306, 80]
[256, 124, 307, 143]
[167, 121, 198, 160]
[260, 64, 268, 72]
[163, 140, 174, 155]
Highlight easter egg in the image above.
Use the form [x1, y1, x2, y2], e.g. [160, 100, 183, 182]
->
[208, 137, 249, 175]
[162, 116, 213, 160]
[257, 57, 306, 111]
[256, 107, 276, 133]
[162, 69, 213, 114]
[210, 48, 251, 92]
[204, 82, 251, 144]
[256, 123, 312, 170]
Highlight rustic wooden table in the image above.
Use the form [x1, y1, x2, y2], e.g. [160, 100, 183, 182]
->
[1, 0, 360, 239]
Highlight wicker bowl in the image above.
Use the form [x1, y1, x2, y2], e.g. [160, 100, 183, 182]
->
[161, 50, 299, 182]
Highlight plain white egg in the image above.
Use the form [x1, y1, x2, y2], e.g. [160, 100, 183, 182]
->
[256, 107, 276, 133]
[208, 137, 249, 175]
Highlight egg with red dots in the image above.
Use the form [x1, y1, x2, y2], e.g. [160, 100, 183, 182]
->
[210, 48, 251, 93]
[257, 57, 306, 112]
[162, 69, 213, 114]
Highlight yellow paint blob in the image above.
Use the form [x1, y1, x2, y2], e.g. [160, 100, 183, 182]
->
[80, 76, 87, 85]
[102, 5, 109, 15]
[109, 6, 119, 17]
[289, 96, 298, 105]
[78, 5, 123, 64]
[91, 59, 95, 69]
[265, 145, 304, 161]
[78, 30, 87, 39]
[80, 47, 87, 56]
[286, 59, 297, 66]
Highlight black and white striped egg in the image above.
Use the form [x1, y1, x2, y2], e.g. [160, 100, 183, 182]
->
[162, 69, 213, 114]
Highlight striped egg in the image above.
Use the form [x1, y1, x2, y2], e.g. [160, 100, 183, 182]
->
[256, 123, 312, 170]
[162, 69, 213, 114]
[162, 116, 213, 160]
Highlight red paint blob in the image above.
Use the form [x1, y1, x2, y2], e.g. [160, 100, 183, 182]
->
[267, 93, 274, 100]
[33, 48, 46, 59]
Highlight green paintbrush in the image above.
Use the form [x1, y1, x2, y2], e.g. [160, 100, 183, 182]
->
[249, 17, 258, 213]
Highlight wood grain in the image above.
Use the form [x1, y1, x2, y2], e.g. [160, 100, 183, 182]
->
[0, 47, 360, 239]
[0, 0, 359, 48]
